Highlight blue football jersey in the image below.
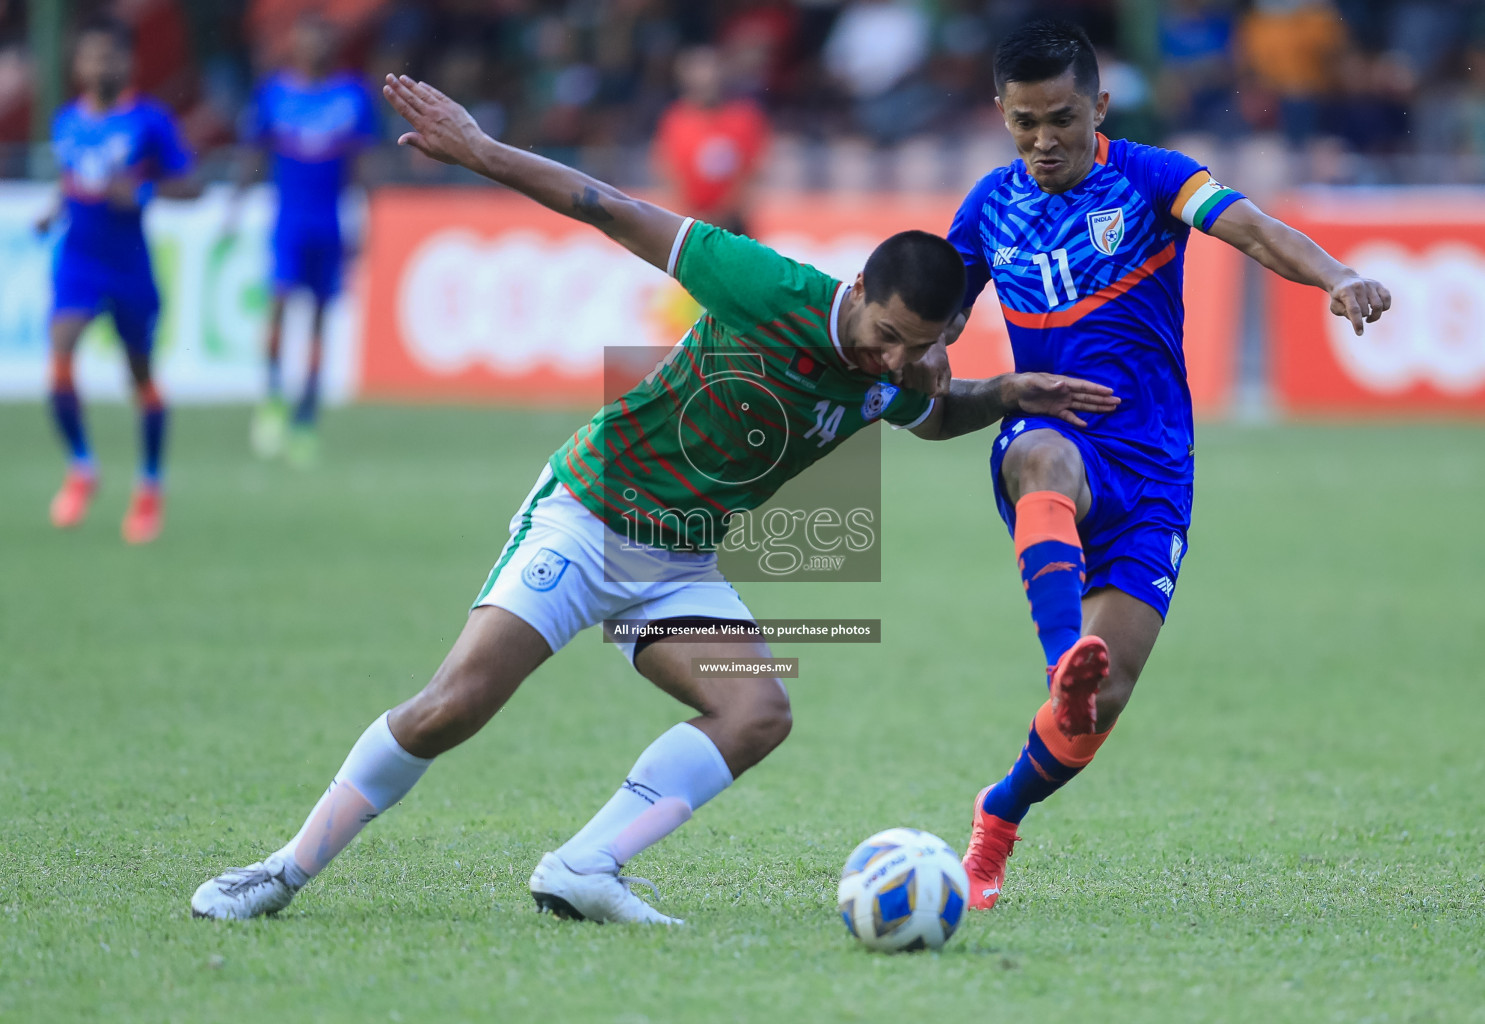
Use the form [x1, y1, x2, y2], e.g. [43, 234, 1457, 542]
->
[949, 134, 1242, 483]
[247, 72, 378, 234]
[52, 96, 191, 266]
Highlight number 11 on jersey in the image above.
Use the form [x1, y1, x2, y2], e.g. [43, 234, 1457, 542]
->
[1030, 248, 1078, 306]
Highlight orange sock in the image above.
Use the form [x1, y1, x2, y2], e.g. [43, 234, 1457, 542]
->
[979, 700, 1113, 823]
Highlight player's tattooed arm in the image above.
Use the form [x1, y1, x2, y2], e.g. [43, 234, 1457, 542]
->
[911, 373, 1120, 440]
[383, 74, 683, 270]
[570, 186, 616, 225]
[1207, 198, 1391, 336]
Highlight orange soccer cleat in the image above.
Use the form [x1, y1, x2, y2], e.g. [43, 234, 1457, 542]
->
[121, 483, 164, 545]
[963, 786, 1021, 910]
[49, 467, 97, 529]
[1050, 634, 1109, 736]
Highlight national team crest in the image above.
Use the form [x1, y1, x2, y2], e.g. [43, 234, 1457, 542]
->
[522, 547, 571, 592]
[1170, 532, 1185, 572]
[1087, 207, 1125, 256]
[861, 382, 899, 421]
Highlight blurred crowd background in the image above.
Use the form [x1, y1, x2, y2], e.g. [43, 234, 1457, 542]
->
[2, 0, 1484, 193]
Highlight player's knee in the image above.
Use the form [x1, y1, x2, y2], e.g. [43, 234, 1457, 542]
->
[755, 690, 793, 752]
[1007, 434, 1082, 497]
[721, 684, 792, 770]
[395, 660, 497, 755]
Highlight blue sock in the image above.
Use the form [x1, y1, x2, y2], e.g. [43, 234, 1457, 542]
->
[1014, 491, 1085, 681]
[267, 357, 283, 401]
[981, 702, 1108, 823]
[295, 367, 320, 426]
[139, 389, 167, 484]
[49, 388, 92, 467]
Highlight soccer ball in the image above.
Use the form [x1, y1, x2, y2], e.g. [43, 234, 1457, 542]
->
[837, 827, 969, 952]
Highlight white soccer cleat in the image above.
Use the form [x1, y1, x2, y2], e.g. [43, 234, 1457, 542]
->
[528, 852, 682, 925]
[250, 400, 288, 459]
[191, 857, 301, 920]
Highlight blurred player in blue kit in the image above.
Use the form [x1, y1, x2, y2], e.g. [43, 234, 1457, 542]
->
[237, 13, 377, 465]
[945, 20, 1393, 909]
[38, 17, 198, 544]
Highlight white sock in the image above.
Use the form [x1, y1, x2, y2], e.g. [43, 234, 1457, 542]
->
[556, 722, 733, 874]
[272, 711, 432, 887]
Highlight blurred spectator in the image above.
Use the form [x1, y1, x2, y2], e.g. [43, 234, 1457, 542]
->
[1098, 48, 1158, 143]
[823, 0, 937, 144]
[1459, 43, 1485, 157]
[0, 0, 29, 149]
[1328, 48, 1415, 155]
[0, 45, 29, 150]
[1385, 0, 1471, 80]
[929, 0, 993, 125]
[653, 45, 769, 235]
[248, 0, 381, 71]
[719, 0, 799, 100]
[1158, 0, 1240, 135]
[1238, 0, 1349, 143]
[7, 0, 1482, 188]
[115, 0, 194, 109]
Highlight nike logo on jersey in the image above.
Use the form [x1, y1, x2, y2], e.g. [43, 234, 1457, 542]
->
[993, 246, 1020, 267]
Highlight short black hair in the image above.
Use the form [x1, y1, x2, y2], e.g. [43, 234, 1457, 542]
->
[993, 18, 1099, 98]
[77, 14, 134, 50]
[861, 231, 966, 324]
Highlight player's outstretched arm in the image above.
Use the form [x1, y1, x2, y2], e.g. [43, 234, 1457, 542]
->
[1208, 199, 1390, 336]
[384, 74, 682, 270]
[909, 373, 1120, 440]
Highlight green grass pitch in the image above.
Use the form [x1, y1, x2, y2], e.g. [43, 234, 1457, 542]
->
[2, 403, 1482, 1023]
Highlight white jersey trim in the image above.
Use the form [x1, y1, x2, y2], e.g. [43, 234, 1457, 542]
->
[666, 217, 697, 278]
[827, 282, 849, 363]
[1178, 179, 1227, 228]
[890, 396, 936, 431]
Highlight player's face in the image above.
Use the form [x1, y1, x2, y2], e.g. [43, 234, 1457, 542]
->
[74, 32, 131, 103]
[292, 18, 336, 74]
[677, 48, 724, 106]
[997, 71, 1110, 194]
[845, 286, 947, 377]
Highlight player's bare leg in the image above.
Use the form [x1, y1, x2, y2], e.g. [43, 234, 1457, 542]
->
[47, 314, 98, 528]
[192, 606, 550, 919]
[1079, 586, 1163, 732]
[121, 348, 167, 544]
[286, 299, 327, 468]
[251, 294, 290, 458]
[533, 634, 792, 925]
[634, 636, 792, 775]
[386, 605, 551, 757]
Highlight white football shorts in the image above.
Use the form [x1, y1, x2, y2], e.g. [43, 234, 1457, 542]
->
[472, 464, 756, 663]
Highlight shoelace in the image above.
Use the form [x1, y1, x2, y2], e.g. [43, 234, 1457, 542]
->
[616, 875, 661, 901]
[967, 824, 1019, 867]
[219, 864, 295, 897]
[219, 867, 274, 896]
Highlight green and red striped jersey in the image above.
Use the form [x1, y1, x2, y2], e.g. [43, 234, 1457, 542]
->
[549, 219, 934, 551]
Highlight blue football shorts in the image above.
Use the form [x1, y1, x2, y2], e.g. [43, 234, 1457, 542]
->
[272, 223, 343, 301]
[988, 415, 1193, 619]
[51, 253, 161, 356]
